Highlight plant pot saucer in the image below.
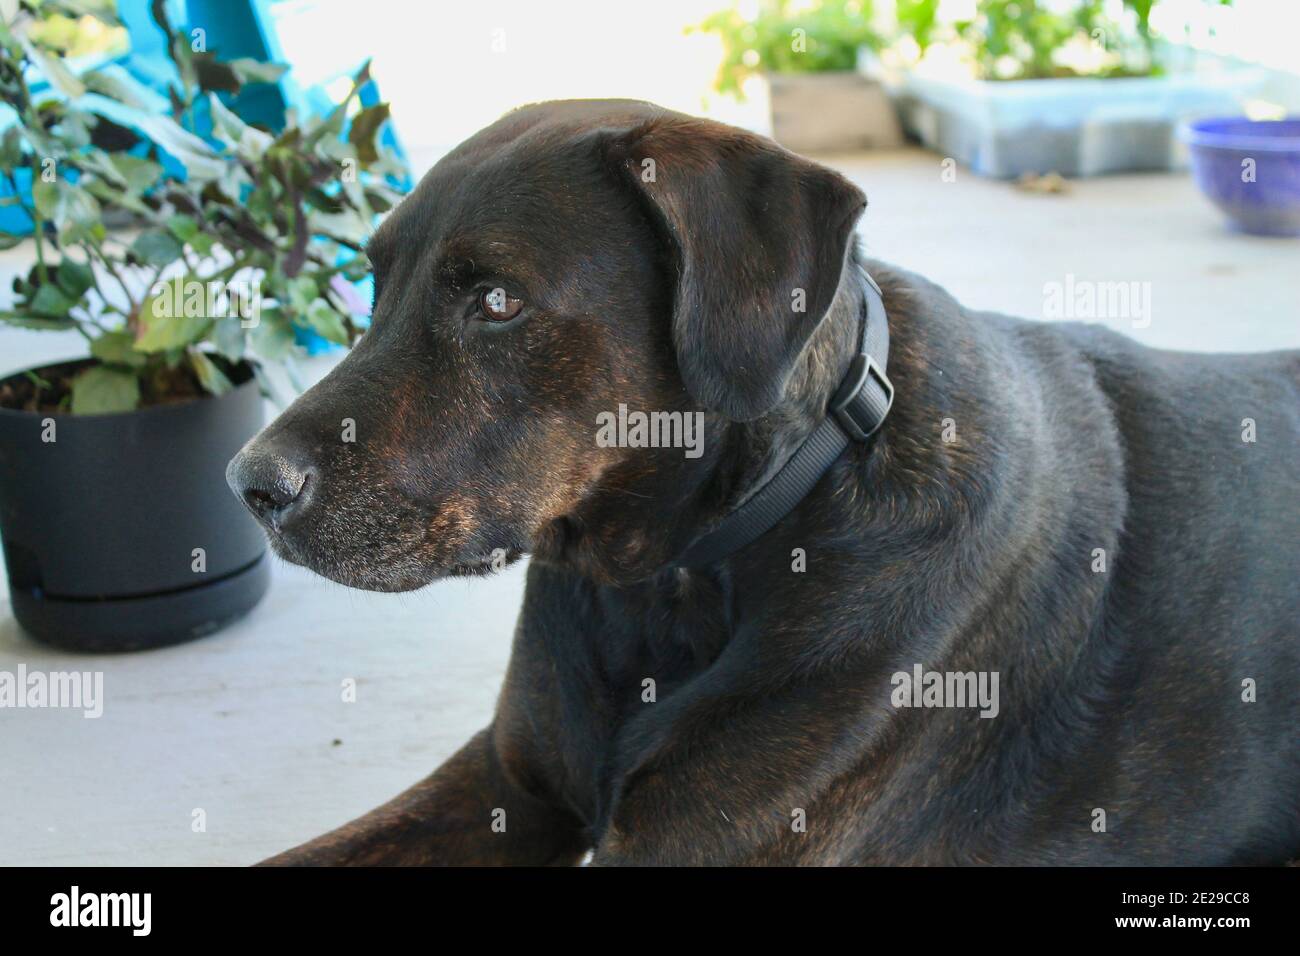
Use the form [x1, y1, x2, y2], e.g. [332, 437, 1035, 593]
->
[10, 553, 270, 653]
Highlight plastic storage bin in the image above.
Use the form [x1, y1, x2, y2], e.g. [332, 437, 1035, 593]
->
[897, 69, 1266, 178]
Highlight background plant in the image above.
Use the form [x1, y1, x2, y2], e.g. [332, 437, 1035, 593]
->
[894, 0, 940, 54]
[950, 0, 1235, 81]
[698, 0, 1237, 90]
[0, 0, 405, 414]
[694, 0, 881, 99]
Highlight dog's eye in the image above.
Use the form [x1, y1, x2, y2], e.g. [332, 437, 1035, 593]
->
[479, 287, 524, 322]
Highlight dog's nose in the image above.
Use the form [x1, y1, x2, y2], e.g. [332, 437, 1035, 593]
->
[226, 445, 314, 529]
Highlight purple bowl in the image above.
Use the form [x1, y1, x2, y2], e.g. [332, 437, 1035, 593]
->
[1181, 117, 1300, 237]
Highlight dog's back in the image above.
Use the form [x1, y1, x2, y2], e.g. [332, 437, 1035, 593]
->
[1060, 324, 1300, 861]
[782, 263, 1300, 864]
[945, 302, 1300, 863]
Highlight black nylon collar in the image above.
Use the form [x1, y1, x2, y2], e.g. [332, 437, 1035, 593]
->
[674, 267, 892, 568]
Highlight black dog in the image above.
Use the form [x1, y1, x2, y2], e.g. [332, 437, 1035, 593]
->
[227, 100, 1300, 865]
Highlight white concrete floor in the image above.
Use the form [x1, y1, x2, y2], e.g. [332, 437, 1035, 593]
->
[1, 148, 1297, 865]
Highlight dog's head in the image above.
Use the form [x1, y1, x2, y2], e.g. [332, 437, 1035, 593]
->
[226, 100, 865, 590]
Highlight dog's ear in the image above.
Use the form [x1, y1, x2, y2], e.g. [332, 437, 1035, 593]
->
[603, 117, 866, 421]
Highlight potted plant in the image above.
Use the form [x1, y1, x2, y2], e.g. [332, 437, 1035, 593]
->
[695, 0, 903, 152]
[0, 2, 404, 651]
[891, 0, 1256, 177]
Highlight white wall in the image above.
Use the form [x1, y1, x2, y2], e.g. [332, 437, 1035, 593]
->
[267, 0, 772, 172]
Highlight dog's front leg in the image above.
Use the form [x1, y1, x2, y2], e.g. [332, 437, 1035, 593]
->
[257, 728, 587, 866]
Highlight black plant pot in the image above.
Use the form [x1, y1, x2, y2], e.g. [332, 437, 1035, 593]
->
[0, 359, 270, 652]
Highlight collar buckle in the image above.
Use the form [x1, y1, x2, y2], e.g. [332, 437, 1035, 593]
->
[829, 352, 893, 442]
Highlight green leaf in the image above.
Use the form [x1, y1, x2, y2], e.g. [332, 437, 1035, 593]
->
[171, 33, 198, 94]
[55, 106, 94, 150]
[166, 214, 199, 242]
[210, 162, 251, 203]
[129, 229, 184, 268]
[363, 187, 395, 213]
[212, 316, 247, 362]
[340, 256, 370, 281]
[191, 53, 243, 95]
[108, 154, 164, 192]
[84, 99, 225, 180]
[31, 180, 102, 244]
[0, 127, 23, 168]
[32, 179, 59, 220]
[78, 150, 158, 193]
[166, 213, 215, 254]
[348, 103, 390, 165]
[310, 207, 372, 246]
[82, 176, 152, 217]
[20, 37, 86, 98]
[81, 67, 163, 111]
[287, 276, 318, 314]
[303, 60, 371, 149]
[56, 259, 95, 300]
[246, 181, 278, 222]
[304, 186, 344, 214]
[0, 312, 76, 331]
[30, 283, 78, 317]
[90, 331, 147, 368]
[249, 308, 296, 360]
[305, 298, 349, 345]
[71, 365, 140, 415]
[135, 311, 212, 352]
[135, 277, 213, 352]
[189, 349, 233, 395]
[228, 58, 289, 85]
[209, 93, 273, 161]
[44, 0, 121, 26]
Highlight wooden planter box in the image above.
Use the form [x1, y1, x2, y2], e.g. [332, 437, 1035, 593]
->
[767, 71, 904, 153]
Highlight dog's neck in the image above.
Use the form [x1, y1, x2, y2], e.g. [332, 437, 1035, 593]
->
[534, 255, 873, 584]
[665, 251, 868, 567]
[725, 251, 869, 498]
